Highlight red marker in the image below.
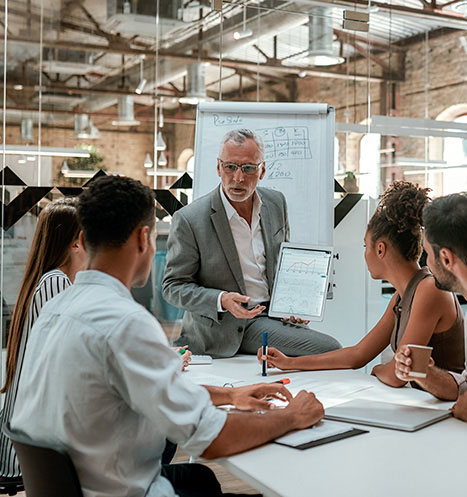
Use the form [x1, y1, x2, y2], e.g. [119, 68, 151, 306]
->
[273, 378, 290, 385]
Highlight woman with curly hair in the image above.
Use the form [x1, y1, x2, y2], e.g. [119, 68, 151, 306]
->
[0, 197, 86, 480]
[260, 181, 465, 387]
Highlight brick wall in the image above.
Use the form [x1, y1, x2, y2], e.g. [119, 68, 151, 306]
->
[3, 124, 154, 187]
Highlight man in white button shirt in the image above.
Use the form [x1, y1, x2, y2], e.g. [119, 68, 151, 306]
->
[163, 128, 340, 357]
[395, 193, 467, 421]
[11, 175, 325, 497]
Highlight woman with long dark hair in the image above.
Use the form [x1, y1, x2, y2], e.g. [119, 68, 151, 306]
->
[260, 181, 464, 386]
[0, 197, 86, 479]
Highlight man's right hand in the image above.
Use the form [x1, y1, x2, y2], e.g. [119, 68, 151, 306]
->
[221, 292, 265, 319]
[451, 392, 467, 422]
[395, 345, 434, 382]
[285, 390, 324, 430]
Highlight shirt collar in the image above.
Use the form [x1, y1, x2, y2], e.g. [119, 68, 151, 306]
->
[73, 270, 134, 301]
[219, 185, 262, 222]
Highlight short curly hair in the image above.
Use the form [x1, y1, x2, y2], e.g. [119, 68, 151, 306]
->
[367, 181, 431, 262]
[78, 175, 155, 248]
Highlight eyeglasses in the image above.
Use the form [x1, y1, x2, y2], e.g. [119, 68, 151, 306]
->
[218, 158, 264, 175]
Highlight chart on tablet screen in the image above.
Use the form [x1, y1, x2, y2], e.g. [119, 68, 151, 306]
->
[273, 248, 331, 317]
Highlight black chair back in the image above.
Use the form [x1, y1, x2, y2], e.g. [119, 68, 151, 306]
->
[2, 424, 83, 497]
[0, 478, 23, 496]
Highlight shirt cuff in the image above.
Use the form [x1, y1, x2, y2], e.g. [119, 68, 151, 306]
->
[449, 370, 467, 396]
[181, 404, 227, 458]
[217, 291, 227, 312]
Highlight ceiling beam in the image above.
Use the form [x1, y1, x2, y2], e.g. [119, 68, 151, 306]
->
[296, 0, 467, 29]
[7, 36, 391, 82]
[1, 105, 195, 124]
[3, 83, 175, 99]
[333, 29, 405, 53]
[395, 26, 460, 47]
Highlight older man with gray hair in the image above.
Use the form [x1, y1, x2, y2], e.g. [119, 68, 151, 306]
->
[163, 128, 340, 358]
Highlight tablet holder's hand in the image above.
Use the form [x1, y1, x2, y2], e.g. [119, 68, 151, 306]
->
[281, 315, 310, 325]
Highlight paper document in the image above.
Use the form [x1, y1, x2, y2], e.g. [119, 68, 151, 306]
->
[187, 372, 245, 388]
[276, 421, 351, 446]
[275, 420, 367, 449]
[269, 377, 373, 408]
[305, 381, 373, 400]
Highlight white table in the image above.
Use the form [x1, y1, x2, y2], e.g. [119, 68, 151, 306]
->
[184, 356, 465, 497]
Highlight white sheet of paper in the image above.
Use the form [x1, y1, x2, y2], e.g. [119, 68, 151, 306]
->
[270, 378, 372, 405]
[187, 372, 245, 387]
[304, 380, 373, 400]
[275, 420, 352, 447]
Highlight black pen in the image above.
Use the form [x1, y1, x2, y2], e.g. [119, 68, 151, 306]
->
[262, 332, 268, 376]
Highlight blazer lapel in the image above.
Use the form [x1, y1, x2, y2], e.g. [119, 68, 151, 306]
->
[210, 188, 246, 295]
[258, 192, 276, 293]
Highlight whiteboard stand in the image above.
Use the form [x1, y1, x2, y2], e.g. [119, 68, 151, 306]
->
[194, 102, 335, 246]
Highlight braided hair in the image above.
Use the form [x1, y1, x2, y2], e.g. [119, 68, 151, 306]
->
[368, 181, 431, 262]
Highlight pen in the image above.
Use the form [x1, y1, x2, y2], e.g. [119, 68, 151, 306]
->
[262, 332, 268, 377]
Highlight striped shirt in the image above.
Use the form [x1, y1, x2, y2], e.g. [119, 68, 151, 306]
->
[0, 269, 71, 477]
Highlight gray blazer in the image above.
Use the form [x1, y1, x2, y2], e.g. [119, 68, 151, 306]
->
[162, 186, 289, 357]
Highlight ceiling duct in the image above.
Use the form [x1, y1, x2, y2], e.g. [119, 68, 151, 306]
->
[37, 49, 106, 75]
[20, 119, 33, 142]
[306, 8, 344, 66]
[283, 7, 344, 67]
[105, 0, 184, 39]
[179, 63, 214, 105]
[74, 114, 100, 139]
[112, 96, 140, 126]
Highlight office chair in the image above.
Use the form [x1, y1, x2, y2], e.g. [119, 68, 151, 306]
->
[2, 424, 83, 497]
[0, 477, 23, 496]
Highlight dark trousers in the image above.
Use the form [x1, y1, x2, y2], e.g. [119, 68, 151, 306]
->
[161, 463, 261, 497]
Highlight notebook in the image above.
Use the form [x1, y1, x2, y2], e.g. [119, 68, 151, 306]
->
[324, 399, 452, 432]
[190, 355, 213, 365]
[274, 420, 367, 450]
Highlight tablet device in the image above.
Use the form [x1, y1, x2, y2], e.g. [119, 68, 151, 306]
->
[268, 242, 333, 322]
[324, 399, 452, 432]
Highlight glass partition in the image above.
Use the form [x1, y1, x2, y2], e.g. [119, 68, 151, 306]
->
[1, 0, 466, 361]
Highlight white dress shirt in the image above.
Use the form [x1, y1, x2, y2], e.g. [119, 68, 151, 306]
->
[11, 270, 226, 497]
[450, 311, 467, 395]
[219, 187, 270, 308]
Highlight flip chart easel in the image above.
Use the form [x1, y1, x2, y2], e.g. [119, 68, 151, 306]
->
[193, 102, 335, 246]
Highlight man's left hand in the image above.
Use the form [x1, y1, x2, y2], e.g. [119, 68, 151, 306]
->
[229, 383, 292, 411]
[451, 392, 467, 422]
